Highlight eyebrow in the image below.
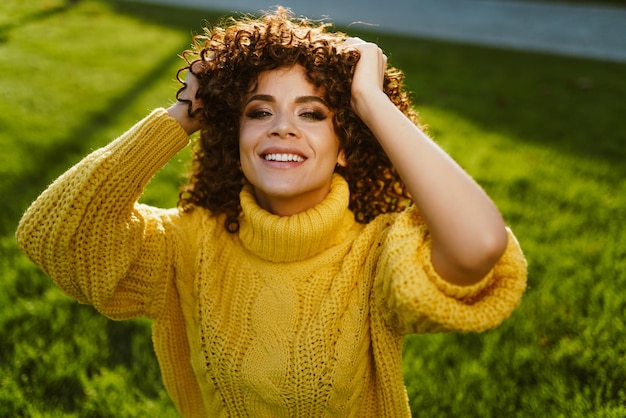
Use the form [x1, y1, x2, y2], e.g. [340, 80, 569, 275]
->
[245, 94, 328, 106]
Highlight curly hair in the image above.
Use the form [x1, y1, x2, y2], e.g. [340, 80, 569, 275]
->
[176, 7, 422, 232]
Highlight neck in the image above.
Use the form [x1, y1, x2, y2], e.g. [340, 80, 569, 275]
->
[252, 185, 332, 217]
[238, 174, 356, 262]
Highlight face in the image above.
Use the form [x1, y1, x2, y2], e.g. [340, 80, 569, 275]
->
[239, 65, 346, 216]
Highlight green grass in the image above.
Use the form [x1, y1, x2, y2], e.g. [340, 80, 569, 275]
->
[1, 0, 625, 416]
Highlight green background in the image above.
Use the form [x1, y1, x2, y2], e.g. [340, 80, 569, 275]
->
[1, 1, 625, 416]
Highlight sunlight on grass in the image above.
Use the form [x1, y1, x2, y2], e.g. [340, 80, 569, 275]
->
[1, 0, 625, 416]
[400, 106, 626, 416]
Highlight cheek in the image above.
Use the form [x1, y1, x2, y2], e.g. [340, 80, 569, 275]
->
[238, 131, 258, 181]
[321, 129, 342, 161]
[238, 125, 255, 155]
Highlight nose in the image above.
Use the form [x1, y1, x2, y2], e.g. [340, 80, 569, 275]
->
[269, 112, 300, 139]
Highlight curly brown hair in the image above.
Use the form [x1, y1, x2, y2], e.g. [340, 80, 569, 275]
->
[176, 7, 422, 232]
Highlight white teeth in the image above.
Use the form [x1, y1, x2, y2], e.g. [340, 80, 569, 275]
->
[264, 153, 305, 162]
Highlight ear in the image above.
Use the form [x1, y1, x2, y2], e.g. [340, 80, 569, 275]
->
[336, 150, 347, 167]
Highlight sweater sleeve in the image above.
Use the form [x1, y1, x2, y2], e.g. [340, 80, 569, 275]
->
[15, 109, 190, 320]
[375, 205, 527, 335]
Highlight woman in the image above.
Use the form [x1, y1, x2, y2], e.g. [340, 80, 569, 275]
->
[16, 7, 526, 417]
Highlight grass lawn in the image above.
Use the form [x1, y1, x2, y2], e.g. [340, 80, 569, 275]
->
[1, 0, 625, 416]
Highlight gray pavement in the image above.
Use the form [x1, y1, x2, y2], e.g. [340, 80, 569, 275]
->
[121, 0, 626, 63]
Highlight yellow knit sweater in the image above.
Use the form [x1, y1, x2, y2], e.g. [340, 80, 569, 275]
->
[16, 109, 527, 417]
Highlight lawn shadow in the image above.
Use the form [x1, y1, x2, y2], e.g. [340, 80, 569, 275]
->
[339, 29, 626, 178]
[0, 2, 79, 43]
[108, 0, 226, 32]
[3, 48, 183, 237]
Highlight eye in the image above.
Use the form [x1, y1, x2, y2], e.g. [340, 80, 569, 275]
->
[299, 110, 327, 121]
[245, 109, 272, 119]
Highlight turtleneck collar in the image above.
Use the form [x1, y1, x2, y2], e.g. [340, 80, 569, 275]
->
[238, 174, 356, 263]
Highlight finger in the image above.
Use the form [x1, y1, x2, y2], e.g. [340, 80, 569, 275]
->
[189, 59, 205, 74]
[339, 37, 366, 53]
[343, 37, 364, 45]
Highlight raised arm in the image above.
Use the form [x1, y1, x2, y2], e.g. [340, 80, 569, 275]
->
[15, 60, 201, 320]
[346, 38, 508, 286]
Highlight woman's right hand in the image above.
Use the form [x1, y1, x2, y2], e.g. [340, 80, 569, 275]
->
[167, 60, 205, 135]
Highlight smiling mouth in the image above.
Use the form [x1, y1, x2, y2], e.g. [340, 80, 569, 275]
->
[263, 153, 306, 162]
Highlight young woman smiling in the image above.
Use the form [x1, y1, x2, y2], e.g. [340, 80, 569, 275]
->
[17, 7, 527, 417]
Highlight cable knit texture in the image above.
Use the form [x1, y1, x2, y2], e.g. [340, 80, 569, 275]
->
[16, 109, 527, 417]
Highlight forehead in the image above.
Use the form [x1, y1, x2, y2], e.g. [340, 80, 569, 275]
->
[253, 65, 323, 96]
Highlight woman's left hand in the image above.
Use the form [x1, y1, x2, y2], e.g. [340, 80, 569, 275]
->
[342, 38, 388, 119]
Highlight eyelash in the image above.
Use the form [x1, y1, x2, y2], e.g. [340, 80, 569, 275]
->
[300, 110, 326, 121]
[244, 109, 327, 121]
[245, 110, 272, 119]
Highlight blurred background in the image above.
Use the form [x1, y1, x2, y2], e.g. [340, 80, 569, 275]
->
[125, 0, 626, 62]
[1, 0, 625, 416]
